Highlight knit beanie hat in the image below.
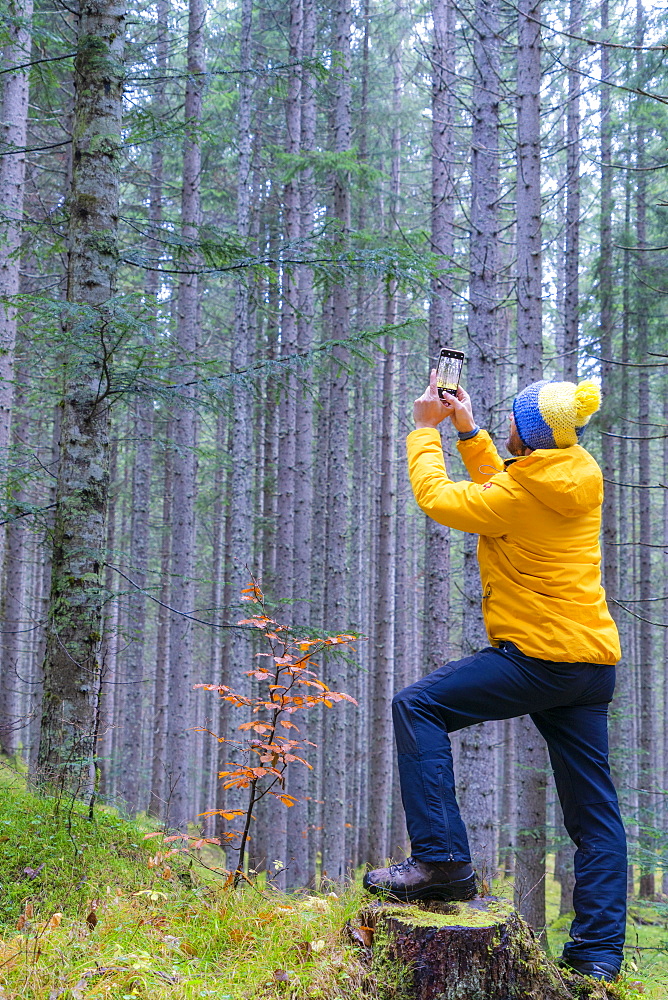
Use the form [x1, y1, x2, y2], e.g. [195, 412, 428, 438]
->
[513, 379, 601, 450]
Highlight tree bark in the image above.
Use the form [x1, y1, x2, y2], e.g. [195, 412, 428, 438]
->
[38, 0, 125, 795]
[457, 0, 501, 877]
[356, 899, 592, 1000]
[224, 0, 255, 868]
[322, 0, 352, 884]
[516, 0, 542, 385]
[285, 0, 317, 888]
[165, 0, 204, 831]
[0, 0, 34, 611]
[148, 421, 173, 820]
[513, 0, 546, 930]
[634, 0, 654, 899]
[367, 24, 401, 867]
[424, 0, 455, 676]
[562, 0, 581, 383]
[117, 0, 167, 817]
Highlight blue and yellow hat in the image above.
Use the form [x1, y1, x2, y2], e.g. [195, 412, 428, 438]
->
[513, 379, 601, 450]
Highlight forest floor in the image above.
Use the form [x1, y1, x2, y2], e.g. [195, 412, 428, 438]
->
[0, 766, 663, 1000]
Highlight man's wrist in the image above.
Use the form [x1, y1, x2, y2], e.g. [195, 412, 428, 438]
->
[458, 425, 480, 441]
[414, 422, 442, 431]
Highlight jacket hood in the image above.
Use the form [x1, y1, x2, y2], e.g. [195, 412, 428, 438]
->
[505, 445, 603, 517]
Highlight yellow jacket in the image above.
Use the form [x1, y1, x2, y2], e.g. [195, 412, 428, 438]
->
[406, 427, 621, 664]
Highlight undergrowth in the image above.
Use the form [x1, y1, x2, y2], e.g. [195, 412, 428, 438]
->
[0, 766, 663, 999]
[0, 767, 380, 1000]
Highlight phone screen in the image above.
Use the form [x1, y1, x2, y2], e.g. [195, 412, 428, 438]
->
[437, 349, 465, 398]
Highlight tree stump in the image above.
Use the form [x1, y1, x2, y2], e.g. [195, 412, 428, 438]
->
[351, 897, 614, 1000]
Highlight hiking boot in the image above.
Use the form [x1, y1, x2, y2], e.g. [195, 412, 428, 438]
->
[362, 856, 476, 903]
[558, 957, 620, 983]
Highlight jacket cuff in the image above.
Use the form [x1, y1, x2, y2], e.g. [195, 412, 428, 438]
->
[458, 425, 480, 441]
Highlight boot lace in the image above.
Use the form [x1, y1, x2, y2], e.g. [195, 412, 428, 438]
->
[388, 857, 417, 878]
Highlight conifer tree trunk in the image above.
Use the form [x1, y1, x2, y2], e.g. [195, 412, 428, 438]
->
[514, 0, 546, 931]
[224, 0, 255, 867]
[118, 0, 167, 816]
[0, 0, 33, 754]
[1, 370, 30, 756]
[272, 0, 302, 886]
[37, 1, 125, 793]
[322, 0, 352, 883]
[285, 0, 317, 888]
[0, 0, 33, 618]
[367, 29, 400, 864]
[634, 0, 654, 898]
[165, 0, 204, 830]
[148, 423, 172, 819]
[425, 0, 454, 675]
[516, 0, 542, 384]
[563, 0, 581, 382]
[663, 386, 668, 895]
[457, 0, 500, 876]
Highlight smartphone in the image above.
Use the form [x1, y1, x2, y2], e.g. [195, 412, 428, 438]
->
[436, 348, 465, 399]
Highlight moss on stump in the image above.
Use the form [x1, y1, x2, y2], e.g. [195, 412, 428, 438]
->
[352, 896, 616, 1000]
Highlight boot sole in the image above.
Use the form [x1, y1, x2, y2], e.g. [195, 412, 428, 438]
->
[363, 873, 477, 903]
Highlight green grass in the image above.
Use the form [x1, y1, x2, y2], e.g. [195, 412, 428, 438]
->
[0, 767, 374, 1000]
[0, 767, 664, 999]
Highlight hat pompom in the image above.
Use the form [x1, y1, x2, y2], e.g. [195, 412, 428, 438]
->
[574, 380, 600, 421]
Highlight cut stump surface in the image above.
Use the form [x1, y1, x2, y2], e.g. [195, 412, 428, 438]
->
[353, 896, 615, 1000]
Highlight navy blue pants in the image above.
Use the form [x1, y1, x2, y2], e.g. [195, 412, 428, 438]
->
[392, 641, 627, 968]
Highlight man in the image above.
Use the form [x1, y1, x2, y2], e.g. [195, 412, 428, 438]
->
[363, 371, 627, 983]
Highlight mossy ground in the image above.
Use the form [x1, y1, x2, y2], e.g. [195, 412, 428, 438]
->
[0, 766, 664, 999]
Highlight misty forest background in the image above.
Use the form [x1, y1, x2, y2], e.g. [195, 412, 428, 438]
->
[0, 0, 667, 939]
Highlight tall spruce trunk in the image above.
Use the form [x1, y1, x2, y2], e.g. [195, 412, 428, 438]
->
[165, 0, 204, 830]
[634, 0, 654, 898]
[37, 1, 125, 794]
[599, 0, 630, 882]
[0, 0, 33, 620]
[118, 0, 167, 816]
[224, 0, 255, 869]
[1, 369, 30, 757]
[367, 27, 401, 866]
[322, 0, 352, 884]
[516, 0, 542, 385]
[148, 423, 173, 819]
[457, 0, 500, 877]
[425, 0, 455, 675]
[514, 0, 546, 932]
[285, 0, 317, 889]
[273, 0, 302, 887]
[0, 0, 34, 754]
[562, 0, 581, 383]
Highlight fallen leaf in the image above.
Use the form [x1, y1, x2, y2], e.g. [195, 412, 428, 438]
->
[273, 969, 291, 982]
[310, 939, 326, 953]
[357, 926, 374, 947]
[86, 911, 98, 930]
[25, 902, 34, 918]
[48, 913, 63, 930]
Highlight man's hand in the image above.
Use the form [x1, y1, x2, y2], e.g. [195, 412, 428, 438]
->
[447, 385, 476, 434]
[413, 372, 476, 433]
[413, 369, 448, 429]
